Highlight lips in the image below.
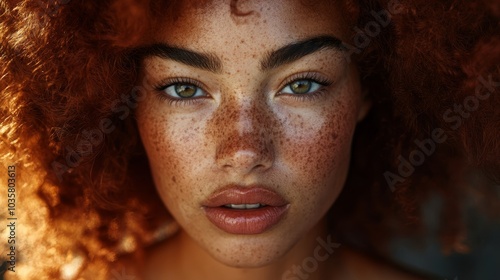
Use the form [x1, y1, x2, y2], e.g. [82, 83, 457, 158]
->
[201, 185, 290, 234]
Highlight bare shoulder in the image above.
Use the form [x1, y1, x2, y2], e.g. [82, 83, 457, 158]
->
[337, 247, 439, 280]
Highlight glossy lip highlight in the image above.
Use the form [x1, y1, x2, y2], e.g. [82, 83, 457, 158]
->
[201, 185, 290, 234]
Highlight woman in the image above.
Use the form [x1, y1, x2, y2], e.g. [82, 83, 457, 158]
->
[0, 0, 498, 279]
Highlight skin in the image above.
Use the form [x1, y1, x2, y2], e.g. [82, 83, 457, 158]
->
[132, 0, 423, 279]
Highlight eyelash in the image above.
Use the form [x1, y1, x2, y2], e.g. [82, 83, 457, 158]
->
[153, 77, 207, 106]
[279, 72, 333, 101]
[152, 73, 333, 105]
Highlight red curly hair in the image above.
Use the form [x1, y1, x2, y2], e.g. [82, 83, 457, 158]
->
[0, 0, 499, 278]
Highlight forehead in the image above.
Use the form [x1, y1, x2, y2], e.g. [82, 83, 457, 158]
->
[148, 0, 350, 52]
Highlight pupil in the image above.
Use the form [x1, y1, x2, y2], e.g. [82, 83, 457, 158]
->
[175, 84, 197, 98]
[291, 80, 311, 94]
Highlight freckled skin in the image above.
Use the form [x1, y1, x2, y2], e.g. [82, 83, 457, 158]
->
[135, 0, 373, 279]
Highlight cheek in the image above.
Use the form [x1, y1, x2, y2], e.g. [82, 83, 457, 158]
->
[136, 108, 208, 211]
[280, 95, 359, 191]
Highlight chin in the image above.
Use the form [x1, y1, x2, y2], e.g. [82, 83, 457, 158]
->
[204, 233, 296, 268]
[211, 250, 283, 268]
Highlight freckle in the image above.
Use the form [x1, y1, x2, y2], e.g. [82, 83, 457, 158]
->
[172, 176, 176, 183]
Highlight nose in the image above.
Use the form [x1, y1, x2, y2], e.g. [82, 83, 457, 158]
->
[211, 98, 275, 175]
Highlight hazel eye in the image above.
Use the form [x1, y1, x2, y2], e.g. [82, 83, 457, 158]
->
[281, 79, 322, 94]
[163, 83, 206, 99]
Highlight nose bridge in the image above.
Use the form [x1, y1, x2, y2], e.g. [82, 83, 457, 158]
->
[234, 98, 263, 136]
[210, 95, 275, 173]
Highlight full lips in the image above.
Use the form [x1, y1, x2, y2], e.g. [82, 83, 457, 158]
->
[202, 186, 290, 234]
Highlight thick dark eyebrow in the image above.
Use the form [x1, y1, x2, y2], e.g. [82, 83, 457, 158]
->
[132, 44, 222, 73]
[132, 35, 343, 73]
[261, 36, 345, 70]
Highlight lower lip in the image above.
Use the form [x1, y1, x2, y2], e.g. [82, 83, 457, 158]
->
[203, 205, 289, 234]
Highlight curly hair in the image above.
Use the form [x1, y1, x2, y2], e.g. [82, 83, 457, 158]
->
[0, 0, 499, 279]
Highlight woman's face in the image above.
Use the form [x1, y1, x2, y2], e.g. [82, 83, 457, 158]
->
[136, 0, 369, 267]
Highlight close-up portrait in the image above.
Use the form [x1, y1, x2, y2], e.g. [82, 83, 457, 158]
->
[0, 0, 499, 279]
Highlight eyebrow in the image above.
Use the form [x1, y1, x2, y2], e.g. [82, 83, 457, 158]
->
[132, 44, 223, 73]
[261, 36, 344, 70]
[133, 35, 344, 73]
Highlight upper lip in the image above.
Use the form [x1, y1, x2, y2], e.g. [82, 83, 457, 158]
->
[201, 184, 288, 208]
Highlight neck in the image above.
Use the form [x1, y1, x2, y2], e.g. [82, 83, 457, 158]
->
[146, 218, 344, 280]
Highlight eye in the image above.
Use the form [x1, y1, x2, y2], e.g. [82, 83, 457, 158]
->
[162, 83, 206, 99]
[281, 79, 322, 95]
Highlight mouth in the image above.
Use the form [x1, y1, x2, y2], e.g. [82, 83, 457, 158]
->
[201, 185, 290, 235]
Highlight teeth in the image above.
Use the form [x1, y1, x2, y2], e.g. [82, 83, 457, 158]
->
[224, 203, 265, 209]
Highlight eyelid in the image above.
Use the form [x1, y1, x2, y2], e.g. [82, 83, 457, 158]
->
[153, 77, 206, 92]
[150, 77, 212, 107]
[281, 80, 322, 94]
[154, 77, 211, 101]
[278, 72, 332, 94]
